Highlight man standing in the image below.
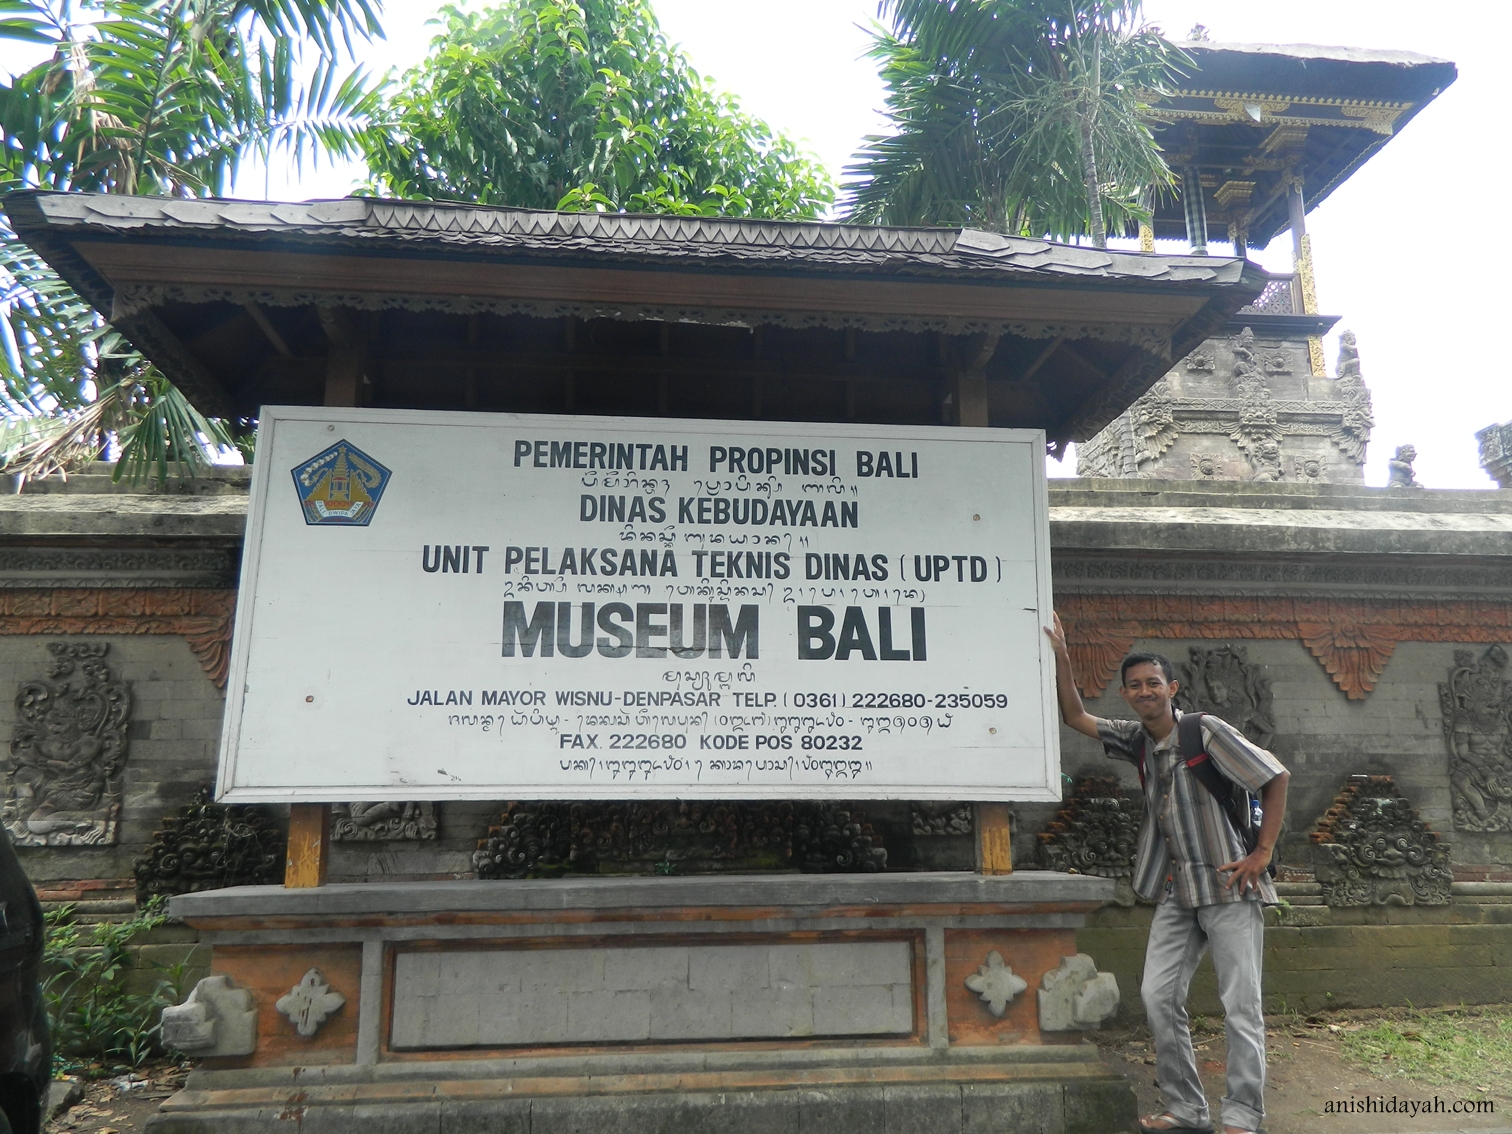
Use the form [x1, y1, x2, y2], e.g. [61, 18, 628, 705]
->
[1045, 614, 1289, 1134]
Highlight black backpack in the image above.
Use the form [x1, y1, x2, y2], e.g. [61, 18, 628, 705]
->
[1131, 712, 1276, 877]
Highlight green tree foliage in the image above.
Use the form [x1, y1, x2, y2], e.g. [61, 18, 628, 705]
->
[0, 0, 382, 481]
[362, 0, 833, 218]
[844, 0, 1186, 243]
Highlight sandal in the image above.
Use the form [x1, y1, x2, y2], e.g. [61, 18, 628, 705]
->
[1138, 1115, 1214, 1134]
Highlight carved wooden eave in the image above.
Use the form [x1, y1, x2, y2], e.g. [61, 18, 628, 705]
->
[2, 192, 1269, 448]
[1143, 41, 1456, 247]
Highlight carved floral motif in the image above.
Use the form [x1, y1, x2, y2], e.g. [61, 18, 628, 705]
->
[964, 951, 1027, 1017]
[474, 800, 886, 878]
[133, 788, 284, 900]
[1439, 646, 1512, 832]
[1058, 593, 1512, 702]
[332, 802, 437, 841]
[5, 643, 131, 845]
[1184, 349, 1216, 373]
[0, 588, 234, 689]
[1309, 776, 1452, 905]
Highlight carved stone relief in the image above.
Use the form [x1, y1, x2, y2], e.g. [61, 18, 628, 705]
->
[1129, 379, 1179, 468]
[1478, 419, 1512, 488]
[4, 643, 131, 846]
[910, 802, 973, 836]
[1056, 593, 1512, 702]
[1038, 954, 1121, 1031]
[1293, 456, 1325, 482]
[1309, 775, 1452, 906]
[1074, 327, 1373, 483]
[1190, 452, 1225, 480]
[473, 800, 887, 878]
[1174, 645, 1276, 748]
[332, 802, 437, 841]
[1228, 328, 1285, 482]
[1330, 331, 1374, 465]
[0, 588, 235, 689]
[1038, 776, 1141, 905]
[134, 788, 285, 900]
[1439, 646, 1512, 832]
[161, 975, 258, 1056]
[1184, 349, 1216, 373]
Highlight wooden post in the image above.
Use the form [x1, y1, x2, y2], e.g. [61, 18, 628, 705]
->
[285, 803, 331, 888]
[285, 307, 369, 888]
[953, 335, 1012, 875]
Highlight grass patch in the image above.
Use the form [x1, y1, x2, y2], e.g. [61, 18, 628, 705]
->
[1335, 1008, 1512, 1088]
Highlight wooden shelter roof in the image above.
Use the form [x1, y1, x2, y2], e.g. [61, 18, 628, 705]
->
[1146, 41, 1456, 247]
[4, 191, 1267, 446]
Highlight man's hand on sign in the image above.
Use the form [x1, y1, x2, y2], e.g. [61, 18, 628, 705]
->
[1043, 612, 1100, 740]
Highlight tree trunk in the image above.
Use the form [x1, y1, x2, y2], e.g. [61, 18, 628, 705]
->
[1080, 115, 1106, 249]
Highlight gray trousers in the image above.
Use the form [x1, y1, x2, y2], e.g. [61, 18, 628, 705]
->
[1141, 898, 1266, 1132]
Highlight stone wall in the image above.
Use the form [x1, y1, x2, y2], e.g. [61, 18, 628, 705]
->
[1080, 899, 1512, 1016]
[1016, 638, 1512, 874]
[0, 634, 234, 890]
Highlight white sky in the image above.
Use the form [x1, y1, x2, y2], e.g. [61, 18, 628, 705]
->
[16, 1, 1512, 488]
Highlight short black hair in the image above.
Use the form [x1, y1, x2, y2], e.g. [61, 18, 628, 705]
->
[1120, 651, 1174, 686]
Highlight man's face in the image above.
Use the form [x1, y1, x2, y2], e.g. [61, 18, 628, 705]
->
[1119, 662, 1178, 723]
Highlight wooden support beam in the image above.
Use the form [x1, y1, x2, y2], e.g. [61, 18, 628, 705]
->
[951, 332, 1012, 874]
[285, 803, 331, 888]
[287, 321, 368, 888]
[320, 307, 366, 408]
[975, 802, 1013, 875]
[243, 302, 292, 358]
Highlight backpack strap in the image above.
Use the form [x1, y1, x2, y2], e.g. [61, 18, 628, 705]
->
[1178, 712, 1259, 849]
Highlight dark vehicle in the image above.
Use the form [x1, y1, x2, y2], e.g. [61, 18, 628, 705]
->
[0, 831, 48, 1133]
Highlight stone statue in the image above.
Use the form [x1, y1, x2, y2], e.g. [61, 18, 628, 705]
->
[1330, 331, 1375, 465]
[1387, 444, 1421, 488]
[1249, 437, 1283, 482]
[1439, 646, 1512, 832]
[4, 643, 131, 846]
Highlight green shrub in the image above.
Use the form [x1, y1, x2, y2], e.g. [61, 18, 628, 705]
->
[43, 898, 187, 1075]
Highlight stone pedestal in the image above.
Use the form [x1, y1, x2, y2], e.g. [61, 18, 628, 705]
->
[150, 873, 1132, 1134]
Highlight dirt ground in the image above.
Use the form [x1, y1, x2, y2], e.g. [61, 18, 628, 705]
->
[43, 1007, 1512, 1134]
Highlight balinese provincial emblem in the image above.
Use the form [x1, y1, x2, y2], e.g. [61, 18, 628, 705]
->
[290, 440, 392, 526]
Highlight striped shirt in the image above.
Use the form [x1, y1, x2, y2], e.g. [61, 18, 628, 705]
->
[1096, 709, 1286, 908]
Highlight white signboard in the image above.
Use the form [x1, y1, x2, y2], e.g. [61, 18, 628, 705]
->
[218, 407, 1060, 802]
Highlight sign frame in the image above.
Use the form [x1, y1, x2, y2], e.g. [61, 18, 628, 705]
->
[217, 406, 1061, 804]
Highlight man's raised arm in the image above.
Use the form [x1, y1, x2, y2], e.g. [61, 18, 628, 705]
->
[1043, 612, 1101, 740]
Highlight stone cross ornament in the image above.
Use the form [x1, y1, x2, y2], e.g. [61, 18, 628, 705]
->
[964, 951, 1027, 1016]
[276, 968, 345, 1037]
